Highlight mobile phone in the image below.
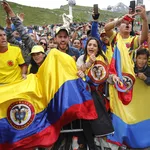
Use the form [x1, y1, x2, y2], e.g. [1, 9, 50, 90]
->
[137, 0, 143, 5]
[93, 4, 99, 14]
[130, 1, 135, 13]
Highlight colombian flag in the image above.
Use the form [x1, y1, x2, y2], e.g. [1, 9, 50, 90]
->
[108, 34, 150, 148]
[109, 34, 135, 105]
[0, 49, 97, 150]
[108, 78, 150, 148]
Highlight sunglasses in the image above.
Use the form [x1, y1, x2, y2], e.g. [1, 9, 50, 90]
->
[40, 42, 47, 46]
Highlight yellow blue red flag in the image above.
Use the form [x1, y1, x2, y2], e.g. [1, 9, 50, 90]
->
[108, 34, 150, 148]
[108, 78, 150, 148]
[109, 34, 135, 105]
[0, 49, 97, 150]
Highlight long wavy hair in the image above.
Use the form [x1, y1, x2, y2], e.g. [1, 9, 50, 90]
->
[83, 37, 107, 63]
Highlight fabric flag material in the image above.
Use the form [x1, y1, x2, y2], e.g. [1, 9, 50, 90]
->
[109, 34, 135, 105]
[108, 34, 150, 148]
[108, 78, 150, 148]
[0, 49, 97, 150]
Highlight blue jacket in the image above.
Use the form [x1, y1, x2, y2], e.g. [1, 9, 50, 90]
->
[91, 21, 107, 53]
[66, 46, 80, 60]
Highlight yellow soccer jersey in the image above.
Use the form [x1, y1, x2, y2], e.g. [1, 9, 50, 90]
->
[104, 32, 117, 64]
[110, 31, 139, 59]
[105, 45, 113, 64]
[0, 43, 25, 84]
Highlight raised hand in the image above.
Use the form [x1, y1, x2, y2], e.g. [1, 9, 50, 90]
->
[92, 11, 100, 21]
[89, 54, 96, 64]
[135, 5, 147, 20]
[1, 1, 15, 17]
[17, 13, 25, 22]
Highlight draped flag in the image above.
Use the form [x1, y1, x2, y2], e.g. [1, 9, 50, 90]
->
[108, 34, 150, 148]
[109, 34, 135, 105]
[108, 78, 150, 148]
[0, 49, 97, 150]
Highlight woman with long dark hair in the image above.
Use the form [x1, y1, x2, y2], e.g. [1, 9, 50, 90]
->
[77, 37, 114, 150]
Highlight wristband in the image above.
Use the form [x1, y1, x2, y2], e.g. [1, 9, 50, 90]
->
[123, 15, 134, 22]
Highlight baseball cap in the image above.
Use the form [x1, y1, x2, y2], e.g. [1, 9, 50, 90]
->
[29, 45, 45, 55]
[55, 26, 69, 36]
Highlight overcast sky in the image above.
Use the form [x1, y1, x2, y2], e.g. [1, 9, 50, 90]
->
[7, 0, 150, 10]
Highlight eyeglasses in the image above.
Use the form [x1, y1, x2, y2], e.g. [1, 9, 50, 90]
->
[40, 42, 47, 46]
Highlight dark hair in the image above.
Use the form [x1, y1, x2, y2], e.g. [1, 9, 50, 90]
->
[72, 39, 82, 44]
[30, 58, 39, 74]
[30, 55, 46, 74]
[0, 26, 4, 31]
[83, 37, 107, 63]
[87, 30, 91, 36]
[136, 49, 149, 59]
[39, 38, 48, 52]
[72, 39, 83, 50]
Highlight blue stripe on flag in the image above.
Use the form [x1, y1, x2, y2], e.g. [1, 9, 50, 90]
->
[0, 79, 91, 144]
[108, 113, 150, 148]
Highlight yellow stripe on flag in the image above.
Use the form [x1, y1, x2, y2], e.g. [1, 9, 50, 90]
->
[110, 78, 150, 124]
[0, 49, 78, 119]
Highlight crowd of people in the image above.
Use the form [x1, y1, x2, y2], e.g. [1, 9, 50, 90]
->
[0, 1, 150, 150]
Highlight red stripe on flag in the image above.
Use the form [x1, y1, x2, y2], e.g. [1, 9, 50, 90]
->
[0, 100, 97, 150]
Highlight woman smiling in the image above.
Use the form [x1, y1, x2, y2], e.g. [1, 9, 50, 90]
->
[76, 37, 114, 150]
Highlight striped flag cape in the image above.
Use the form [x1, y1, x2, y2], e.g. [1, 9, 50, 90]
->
[109, 34, 135, 105]
[108, 34, 150, 148]
[0, 49, 97, 150]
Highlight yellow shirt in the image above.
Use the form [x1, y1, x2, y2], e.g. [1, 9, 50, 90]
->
[110, 31, 139, 59]
[105, 45, 113, 64]
[0, 43, 25, 84]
